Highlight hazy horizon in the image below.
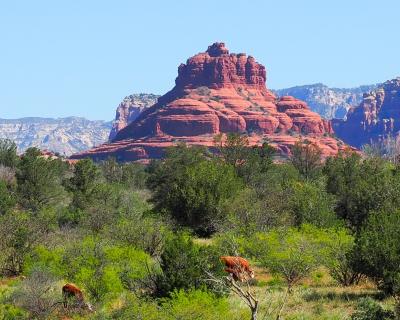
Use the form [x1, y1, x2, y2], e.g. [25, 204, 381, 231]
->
[1, 0, 399, 120]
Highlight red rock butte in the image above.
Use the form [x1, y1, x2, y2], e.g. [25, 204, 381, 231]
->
[71, 42, 348, 161]
[333, 78, 400, 148]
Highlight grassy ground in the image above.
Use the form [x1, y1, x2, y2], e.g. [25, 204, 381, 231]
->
[1, 262, 395, 319]
[183, 238, 395, 319]
[227, 266, 394, 320]
[0, 272, 394, 319]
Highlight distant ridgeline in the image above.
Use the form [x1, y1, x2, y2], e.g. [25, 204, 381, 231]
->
[0, 73, 387, 158]
[0, 117, 111, 156]
[273, 83, 378, 120]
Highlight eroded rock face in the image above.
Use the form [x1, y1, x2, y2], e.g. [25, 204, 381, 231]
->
[72, 42, 347, 162]
[109, 94, 160, 141]
[333, 78, 400, 148]
[174, 42, 267, 91]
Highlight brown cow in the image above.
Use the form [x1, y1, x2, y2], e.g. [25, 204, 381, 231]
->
[220, 256, 255, 282]
[62, 283, 93, 311]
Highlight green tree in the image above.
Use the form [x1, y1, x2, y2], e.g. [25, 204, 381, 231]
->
[288, 179, 338, 227]
[215, 133, 274, 184]
[100, 158, 148, 189]
[67, 158, 100, 210]
[121, 162, 148, 189]
[224, 163, 301, 234]
[0, 139, 18, 168]
[290, 139, 322, 180]
[247, 225, 338, 319]
[146, 144, 208, 211]
[319, 228, 360, 286]
[100, 157, 123, 184]
[356, 209, 400, 296]
[324, 152, 400, 230]
[0, 181, 16, 215]
[147, 144, 242, 235]
[16, 148, 68, 211]
[215, 133, 250, 168]
[81, 183, 124, 233]
[156, 233, 224, 297]
[251, 225, 326, 291]
[107, 214, 168, 257]
[0, 209, 56, 275]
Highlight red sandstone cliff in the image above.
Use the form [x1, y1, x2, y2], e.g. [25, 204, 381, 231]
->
[72, 42, 347, 161]
[333, 78, 400, 148]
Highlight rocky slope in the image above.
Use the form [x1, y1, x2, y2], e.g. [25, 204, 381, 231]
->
[274, 83, 377, 119]
[0, 117, 111, 155]
[333, 78, 400, 148]
[109, 93, 160, 141]
[109, 85, 376, 140]
[71, 42, 349, 162]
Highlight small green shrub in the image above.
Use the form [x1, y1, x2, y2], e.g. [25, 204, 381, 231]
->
[196, 86, 211, 96]
[0, 303, 28, 320]
[351, 297, 394, 320]
[26, 236, 154, 302]
[155, 233, 225, 297]
[161, 289, 240, 320]
[98, 293, 163, 320]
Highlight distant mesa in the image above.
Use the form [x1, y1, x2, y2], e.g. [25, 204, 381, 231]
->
[333, 78, 400, 148]
[71, 42, 349, 162]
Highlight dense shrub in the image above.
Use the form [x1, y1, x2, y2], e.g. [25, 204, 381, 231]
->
[11, 268, 59, 319]
[107, 214, 169, 257]
[0, 139, 19, 168]
[155, 232, 225, 297]
[0, 284, 28, 320]
[290, 139, 323, 180]
[324, 153, 400, 230]
[318, 227, 360, 286]
[98, 293, 163, 319]
[356, 210, 400, 295]
[351, 297, 394, 320]
[147, 144, 243, 235]
[0, 209, 56, 276]
[215, 133, 274, 184]
[0, 180, 16, 215]
[66, 158, 100, 211]
[248, 225, 347, 291]
[0, 304, 28, 320]
[161, 289, 242, 320]
[288, 179, 338, 227]
[102, 289, 242, 320]
[26, 236, 154, 302]
[16, 148, 69, 211]
[100, 157, 148, 189]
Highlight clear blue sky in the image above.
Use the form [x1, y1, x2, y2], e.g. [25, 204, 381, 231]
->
[1, 0, 399, 120]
